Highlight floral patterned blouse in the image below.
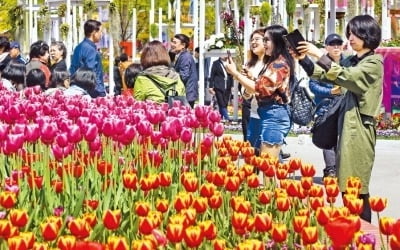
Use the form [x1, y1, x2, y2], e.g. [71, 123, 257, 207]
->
[255, 55, 291, 105]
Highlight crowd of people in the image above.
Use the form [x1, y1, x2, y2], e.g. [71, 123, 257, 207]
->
[0, 15, 384, 222]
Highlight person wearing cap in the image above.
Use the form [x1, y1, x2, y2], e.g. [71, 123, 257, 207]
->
[308, 33, 345, 179]
[9, 41, 27, 65]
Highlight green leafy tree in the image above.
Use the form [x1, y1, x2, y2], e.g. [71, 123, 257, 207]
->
[0, 0, 19, 35]
[286, 0, 296, 31]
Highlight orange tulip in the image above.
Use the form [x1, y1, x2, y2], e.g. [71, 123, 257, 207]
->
[230, 197, 252, 214]
[271, 223, 288, 243]
[51, 179, 63, 193]
[369, 196, 388, 213]
[323, 176, 338, 186]
[122, 172, 138, 190]
[198, 220, 217, 240]
[84, 199, 99, 210]
[254, 213, 272, 232]
[325, 183, 340, 198]
[174, 192, 192, 212]
[217, 156, 230, 169]
[300, 164, 316, 177]
[82, 212, 97, 228]
[166, 223, 184, 243]
[258, 190, 272, 204]
[309, 197, 325, 211]
[8, 236, 28, 250]
[192, 197, 208, 214]
[379, 216, 395, 235]
[392, 219, 400, 240]
[212, 171, 226, 187]
[208, 191, 223, 209]
[0, 191, 17, 209]
[9, 209, 28, 228]
[301, 176, 313, 190]
[107, 236, 129, 250]
[345, 197, 364, 215]
[32, 242, 49, 250]
[301, 226, 318, 245]
[390, 235, 400, 250]
[19, 232, 34, 249]
[102, 209, 121, 230]
[324, 216, 359, 248]
[346, 176, 362, 190]
[316, 207, 332, 226]
[0, 219, 12, 238]
[292, 216, 308, 233]
[308, 185, 324, 197]
[276, 197, 291, 212]
[68, 218, 91, 239]
[199, 183, 216, 198]
[275, 168, 288, 180]
[57, 235, 76, 250]
[156, 199, 169, 213]
[246, 173, 260, 188]
[241, 146, 255, 158]
[158, 171, 172, 187]
[183, 225, 204, 248]
[182, 176, 199, 192]
[40, 221, 59, 241]
[286, 180, 301, 197]
[132, 239, 155, 250]
[225, 176, 240, 192]
[139, 216, 155, 235]
[97, 160, 113, 176]
[213, 239, 226, 250]
[135, 201, 151, 217]
[231, 212, 248, 230]
[288, 158, 302, 172]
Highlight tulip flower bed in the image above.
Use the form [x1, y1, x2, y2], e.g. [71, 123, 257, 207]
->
[1, 88, 400, 250]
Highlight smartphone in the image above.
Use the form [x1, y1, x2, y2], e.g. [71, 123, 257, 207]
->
[227, 50, 232, 63]
[283, 29, 305, 55]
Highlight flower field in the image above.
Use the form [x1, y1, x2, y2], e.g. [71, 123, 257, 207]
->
[1, 87, 400, 250]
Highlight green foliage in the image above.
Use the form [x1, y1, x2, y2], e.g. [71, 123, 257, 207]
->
[374, 0, 382, 25]
[57, 3, 67, 17]
[286, 0, 296, 31]
[83, 0, 97, 15]
[260, 2, 272, 26]
[150, 23, 158, 39]
[381, 39, 400, 47]
[60, 23, 69, 39]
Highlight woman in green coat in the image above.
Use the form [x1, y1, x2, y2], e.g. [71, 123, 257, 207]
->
[296, 15, 383, 223]
[134, 40, 185, 103]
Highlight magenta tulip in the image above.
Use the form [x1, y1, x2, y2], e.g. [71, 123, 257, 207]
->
[102, 119, 114, 137]
[67, 124, 82, 143]
[201, 134, 214, 148]
[211, 123, 224, 137]
[51, 143, 68, 161]
[25, 124, 40, 143]
[89, 136, 102, 152]
[147, 110, 164, 125]
[7, 104, 22, 122]
[66, 105, 80, 119]
[0, 123, 9, 141]
[208, 110, 221, 123]
[56, 133, 69, 148]
[194, 106, 208, 121]
[113, 118, 126, 135]
[40, 122, 58, 145]
[184, 114, 200, 129]
[3, 133, 25, 154]
[180, 127, 193, 144]
[136, 120, 153, 137]
[25, 103, 38, 120]
[84, 123, 98, 142]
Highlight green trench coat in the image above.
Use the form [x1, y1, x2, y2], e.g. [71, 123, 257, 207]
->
[312, 54, 383, 194]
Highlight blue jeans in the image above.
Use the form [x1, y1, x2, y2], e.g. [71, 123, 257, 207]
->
[257, 104, 291, 145]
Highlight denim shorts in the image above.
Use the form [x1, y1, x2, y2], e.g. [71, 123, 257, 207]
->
[247, 117, 261, 149]
[257, 104, 291, 145]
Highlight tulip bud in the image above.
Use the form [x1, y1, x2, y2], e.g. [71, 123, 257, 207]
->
[271, 223, 288, 243]
[301, 226, 318, 245]
[40, 221, 59, 241]
[102, 209, 121, 230]
[369, 196, 388, 213]
[8, 236, 28, 250]
[57, 235, 76, 250]
[9, 209, 29, 228]
[254, 213, 272, 232]
[183, 225, 204, 248]
[107, 236, 129, 250]
[0, 191, 17, 209]
[166, 223, 184, 243]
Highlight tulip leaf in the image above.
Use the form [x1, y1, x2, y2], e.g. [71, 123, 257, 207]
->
[72, 187, 86, 217]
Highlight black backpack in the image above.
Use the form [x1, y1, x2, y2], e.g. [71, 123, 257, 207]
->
[289, 77, 315, 126]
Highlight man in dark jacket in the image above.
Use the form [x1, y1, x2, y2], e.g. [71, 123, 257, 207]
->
[70, 19, 106, 98]
[170, 34, 198, 107]
[209, 57, 233, 121]
[0, 36, 11, 72]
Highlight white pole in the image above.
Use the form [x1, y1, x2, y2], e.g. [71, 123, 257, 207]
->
[109, 34, 114, 96]
[243, 0, 251, 64]
[159, 8, 163, 41]
[32, 0, 38, 42]
[66, 0, 72, 68]
[232, 0, 239, 121]
[29, 0, 33, 45]
[215, 0, 221, 34]
[168, 1, 172, 20]
[382, 0, 391, 40]
[72, 6, 78, 48]
[149, 0, 154, 40]
[78, 6, 84, 42]
[199, 0, 205, 105]
[132, 8, 137, 62]
[193, 0, 199, 50]
[327, 0, 336, 34]
[175, 0, 181, 33]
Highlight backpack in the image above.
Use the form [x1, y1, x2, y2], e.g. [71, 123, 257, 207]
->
[311, 95, 344, 149]
[289, 78, 315, 126]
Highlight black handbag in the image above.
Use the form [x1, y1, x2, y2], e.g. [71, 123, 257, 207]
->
[144, 75, 190, 107]
[290, 78, 315, 126]
[311, 95, 344, 149]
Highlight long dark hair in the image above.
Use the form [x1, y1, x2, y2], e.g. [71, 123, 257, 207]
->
[247, 28, 266, 68]
[264, 25, 295, 86]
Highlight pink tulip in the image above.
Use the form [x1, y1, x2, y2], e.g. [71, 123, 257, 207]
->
[76, 117, 90, 131]
[89, 113, 104, 133]
[56, 133, 69, 148]
[136, 120, 153, 137]
[42, 102, 53, 116]
[7, 104, 22, 122]
[11, 123, 26, 134]
[3, 133, 25, 154]
[211, 123, 224, 137]
[180, 127, 193, 144]
[25, 124, 40, 143]
[208, 110, 221, 123]
[147, 110, 166, 125]
[151, 131, 163, 146]
[113, 118, 126, 135]
[89, 136, 102, 152]
[201, 134, 214, 148]
[194, 105, 209, 121]
[0, 123, 9, 141]
[184, 114, 200, 129]
[25, 103, 38, 120]
[67, 124, 82, 143]
[152, 229, 168, 246]
[40, 122, 58, 145]
[84, 124, 98, 142]
[102, 119, 114, 137]
[66, 105, 80, 119]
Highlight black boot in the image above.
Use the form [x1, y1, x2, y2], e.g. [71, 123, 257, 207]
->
[323, 166, 336, 178]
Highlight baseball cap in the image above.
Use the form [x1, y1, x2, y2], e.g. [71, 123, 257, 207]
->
[325, 34, 343, 45]
[10, 41, 20, 49]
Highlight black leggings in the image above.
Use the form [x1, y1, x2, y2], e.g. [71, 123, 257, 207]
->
[342, 192, 371, 222]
